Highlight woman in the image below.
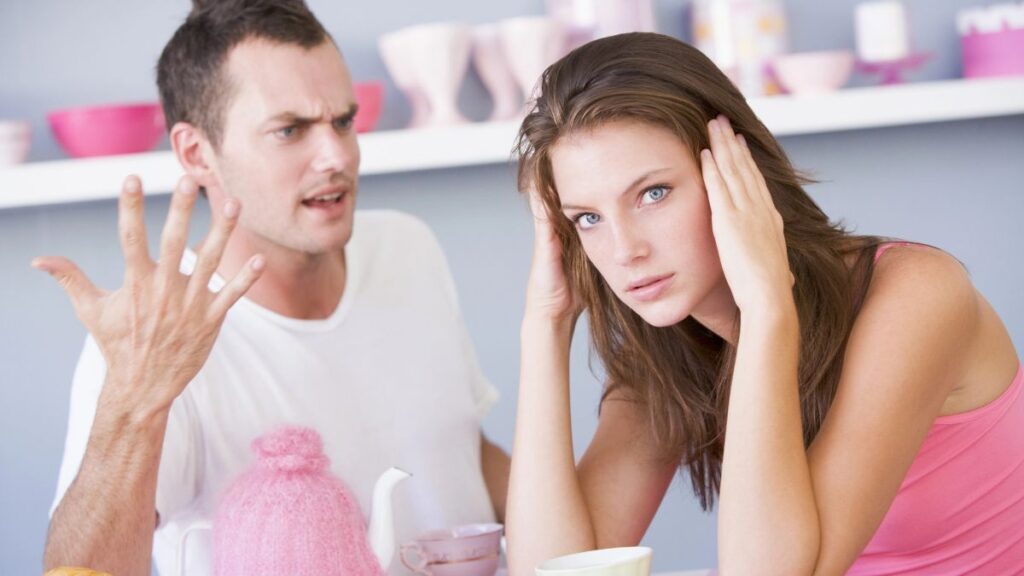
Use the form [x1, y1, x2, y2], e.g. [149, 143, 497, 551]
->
[506, 32, 1023, 575]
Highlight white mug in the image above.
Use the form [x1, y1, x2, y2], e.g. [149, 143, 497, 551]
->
[176, 519, 213, 576]
[535, 546, 652, 576]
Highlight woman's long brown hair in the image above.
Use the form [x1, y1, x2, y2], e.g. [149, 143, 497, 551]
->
[515, 32, 886, 510]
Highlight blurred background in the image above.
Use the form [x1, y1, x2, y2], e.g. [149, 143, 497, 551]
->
[1, 0, 1022, 574]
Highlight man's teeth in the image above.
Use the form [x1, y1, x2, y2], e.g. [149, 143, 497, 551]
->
[307, 193, 342, 203]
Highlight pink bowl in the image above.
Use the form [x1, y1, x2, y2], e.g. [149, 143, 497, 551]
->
[48, 102, 165, 158]
[772, 51, 855, 95]
[354, 81, 384, 133]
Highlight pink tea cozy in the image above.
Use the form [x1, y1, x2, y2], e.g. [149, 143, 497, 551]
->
[212, 425, 384, 576]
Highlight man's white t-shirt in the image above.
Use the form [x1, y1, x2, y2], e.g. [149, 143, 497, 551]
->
[51, 210, 500, 576]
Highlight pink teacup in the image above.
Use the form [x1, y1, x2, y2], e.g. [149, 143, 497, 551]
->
[400, 523, 503, 576]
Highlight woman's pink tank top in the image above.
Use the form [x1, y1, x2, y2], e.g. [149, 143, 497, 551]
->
[848, 244, 1024, 574]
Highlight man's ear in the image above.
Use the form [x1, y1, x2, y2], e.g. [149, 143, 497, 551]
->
[170, 121, 217, 193]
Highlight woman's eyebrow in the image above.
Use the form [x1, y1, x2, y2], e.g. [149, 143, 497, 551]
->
[561, 167, 672, 211]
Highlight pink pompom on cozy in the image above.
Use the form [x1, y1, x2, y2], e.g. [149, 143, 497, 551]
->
[212, 425, 384, 576]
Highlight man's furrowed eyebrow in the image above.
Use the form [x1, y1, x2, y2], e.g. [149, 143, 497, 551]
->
[560, 167, 673, 211]
[265, 103, 359, 125]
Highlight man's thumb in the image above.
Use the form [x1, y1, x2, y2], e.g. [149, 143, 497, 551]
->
[32, 256, 102, 321]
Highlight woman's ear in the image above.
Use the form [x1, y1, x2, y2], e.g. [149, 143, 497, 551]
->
[169, 122, 217, 193]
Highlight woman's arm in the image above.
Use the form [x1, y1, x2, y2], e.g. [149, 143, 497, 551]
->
[508, 318, 677, 575]
[804, 247, 984, 574]
[508, 315, 594, 576]
[718, 303, 819, 574]
[704, 117, 990, 574]
[701, 116, 819, 574]
[506, 191, 676, 575]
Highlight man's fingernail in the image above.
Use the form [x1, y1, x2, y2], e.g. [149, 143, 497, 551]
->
[251, 255, 265, 271]
[224, 199, 239, 218]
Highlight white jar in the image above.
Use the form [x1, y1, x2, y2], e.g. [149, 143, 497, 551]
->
[691, 0, 789, 96]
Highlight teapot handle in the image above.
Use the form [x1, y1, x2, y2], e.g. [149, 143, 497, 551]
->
[176, 519, 213, 576]
[400, 542, 433, 575]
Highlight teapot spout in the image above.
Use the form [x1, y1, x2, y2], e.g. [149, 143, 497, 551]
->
[367, 467, 411, 571]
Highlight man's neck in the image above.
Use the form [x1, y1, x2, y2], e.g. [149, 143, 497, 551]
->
[214, 235, 347, 320]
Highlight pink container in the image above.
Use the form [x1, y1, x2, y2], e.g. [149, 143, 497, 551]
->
[354, 81, 384, 133]
[401, 523, 502, 576]
[961, 28, 1024, 78]
[48, 103, 165, 158]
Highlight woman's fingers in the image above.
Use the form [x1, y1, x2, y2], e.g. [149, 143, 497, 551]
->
[707, 117, 744, 209]
[701, 148, 734, 216]
[211, 254, 265, 318]
[735, 134, 774, 209]
[117, 176, 152, 276]
[157, 176, 200, 283]
[708, 116, 762, 210]
[188, 197, 241, 299]
[31, 256, 105, 327]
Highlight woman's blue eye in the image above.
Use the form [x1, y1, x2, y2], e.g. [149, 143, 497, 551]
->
[641, 186, 669, 204]
[576, 213, 601, 229]
[334, 116, 354, 130]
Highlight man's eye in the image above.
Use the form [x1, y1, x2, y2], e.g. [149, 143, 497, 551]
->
[641, 186, 669, 204]
[276, 125, 299, 139]
[575, 213, 601, 230]
[334, 116, 354, 130]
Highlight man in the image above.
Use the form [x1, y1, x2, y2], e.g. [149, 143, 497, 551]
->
[38, 2, 509, 574]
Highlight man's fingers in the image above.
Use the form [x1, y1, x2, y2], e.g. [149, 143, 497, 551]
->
[118, 175, 152, 274]
[31, 256, 104, 325]
[157, 176, 200, 280]
[210, 254, 265, 317]
[189, 197, 240, 297]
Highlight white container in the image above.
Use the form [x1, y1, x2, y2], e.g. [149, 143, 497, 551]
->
[0, 120, 31, 165]
[691, 0, 788, 96]
[855, 0, 911, 62]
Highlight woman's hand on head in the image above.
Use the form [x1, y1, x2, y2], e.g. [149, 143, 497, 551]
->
[524, 186, 583, 328]
[701, 116, 795, 318]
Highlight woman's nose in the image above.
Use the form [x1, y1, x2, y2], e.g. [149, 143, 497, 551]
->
[611, 221, 650, 266]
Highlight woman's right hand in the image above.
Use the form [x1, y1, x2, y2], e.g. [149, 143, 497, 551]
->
[524, 186, 582, 327]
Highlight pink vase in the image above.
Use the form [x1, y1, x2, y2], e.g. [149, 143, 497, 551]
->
[379, 29, 433, 129]
[471, 24, 523, 122]
[498, 16, 568, 103]
[383, 22, 472, 127]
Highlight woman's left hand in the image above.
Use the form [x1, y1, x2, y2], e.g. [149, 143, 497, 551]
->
[701, 115, 794, 317]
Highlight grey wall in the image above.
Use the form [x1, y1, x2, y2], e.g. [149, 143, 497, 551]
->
[2, 1, 1020, 574]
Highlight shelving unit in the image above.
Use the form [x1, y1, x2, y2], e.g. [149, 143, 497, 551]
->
[2, 76, 1023, 211]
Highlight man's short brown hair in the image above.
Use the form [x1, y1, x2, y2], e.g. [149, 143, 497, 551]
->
[156, 0, 332, 149]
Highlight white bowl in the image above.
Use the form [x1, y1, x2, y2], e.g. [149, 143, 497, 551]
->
[772, 50, 855, 95]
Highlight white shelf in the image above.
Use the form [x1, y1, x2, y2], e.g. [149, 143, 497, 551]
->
[2, 76, 1022, 211]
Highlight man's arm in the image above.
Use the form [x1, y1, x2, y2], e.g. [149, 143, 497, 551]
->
[481, 435, 511, 524]
[45, 388, 167, 575]
[38, 176, 262, 574]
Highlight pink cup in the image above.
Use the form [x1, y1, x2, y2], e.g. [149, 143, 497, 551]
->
[961, 29, 1024, 78]
[48, 102, 165, 158]
[400, 523, 502, 576]
[354, 81, 384, 133]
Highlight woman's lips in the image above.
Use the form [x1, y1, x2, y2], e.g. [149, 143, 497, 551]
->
[627, 273, 675, 302]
